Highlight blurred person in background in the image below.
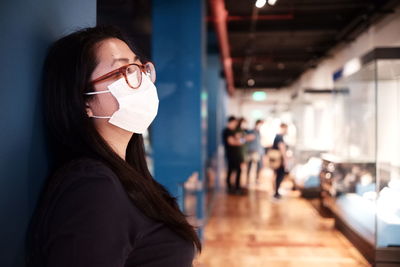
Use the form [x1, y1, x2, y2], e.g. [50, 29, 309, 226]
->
[272, 123, 289, 199]
[236, 118, 250, 192]
[245, 119, 265, 184]
[236, 117, 248, 164]
[222, 116, 245, 194]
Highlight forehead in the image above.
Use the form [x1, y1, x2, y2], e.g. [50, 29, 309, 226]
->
[95, 38, 137, 65]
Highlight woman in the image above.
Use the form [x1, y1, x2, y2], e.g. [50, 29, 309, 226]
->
[27, 26, 201, 267]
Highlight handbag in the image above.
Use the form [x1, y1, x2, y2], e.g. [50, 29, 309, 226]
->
[267, 149, 282, 170]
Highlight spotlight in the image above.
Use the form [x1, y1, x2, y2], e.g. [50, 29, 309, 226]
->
[247, 79, 255, 87]
[268, 0, 278, 6]
[255, 0, 266, 8]
[277, 62, 285, 70]
[255, 64, 264, 71]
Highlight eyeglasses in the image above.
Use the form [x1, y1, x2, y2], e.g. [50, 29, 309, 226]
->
[90, 62, 156, 89]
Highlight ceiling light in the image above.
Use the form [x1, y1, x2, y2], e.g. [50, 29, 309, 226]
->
[343, 58, 361, 77]
[247, 79, 255, 87]
[255, 0, 266, 8]
[277, 62, 285, 70]
[268, 0, 278, 6]
[255, 64, 264, 71]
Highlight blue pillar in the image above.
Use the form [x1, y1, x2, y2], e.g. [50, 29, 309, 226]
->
[152, 0, 206, 198]
[205, 53, 228, 190]
[206, 54, 227, 159]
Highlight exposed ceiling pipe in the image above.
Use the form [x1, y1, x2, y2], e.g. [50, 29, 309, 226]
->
[207, 14, 294, 22]
[209, 0, 235, 96]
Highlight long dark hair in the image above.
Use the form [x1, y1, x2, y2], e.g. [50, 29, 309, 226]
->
[28, 26, 201, 263]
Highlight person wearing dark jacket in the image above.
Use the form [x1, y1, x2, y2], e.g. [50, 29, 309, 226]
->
[222, 116, 244, 194]
[26, 26, 200, 267]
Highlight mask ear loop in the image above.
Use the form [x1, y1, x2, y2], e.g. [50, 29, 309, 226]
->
[85, 90, 111, 95]
[91, 115, 112, 119]
[84, 90, 112, 118]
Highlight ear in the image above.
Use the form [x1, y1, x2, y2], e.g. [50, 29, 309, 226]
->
[85, 102, 94, 117]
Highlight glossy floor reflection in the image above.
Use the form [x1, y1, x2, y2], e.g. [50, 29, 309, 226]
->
[194, 169, 370, 267]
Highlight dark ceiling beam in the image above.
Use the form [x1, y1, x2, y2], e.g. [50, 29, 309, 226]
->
[233, 66, 301, 73]
[235, 75, 299, 83]
[225, 0, 399, 90]
[227, 14, 294, 21]
[234, 78, 298, 86]
[228, 30, 339, 39]
[295, 0, 399, 78]
[223, 0, 371, 10]
[231, 50, 328, 59]
[234, 81, 286, 88]
[227, 2, 374, 13]
[231, 46, 334, 55]
[333, 1, 397, 43]
[207, 14, 294, 22]
[228, 23, 341, 32]
[231, 56, 318, 62]
[234, 69, 300, 75]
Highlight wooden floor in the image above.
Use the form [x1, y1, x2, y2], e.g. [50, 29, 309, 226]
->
[193, 169, 370, 267]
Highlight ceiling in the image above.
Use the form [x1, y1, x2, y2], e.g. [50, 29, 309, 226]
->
[209, 0, 400, 90]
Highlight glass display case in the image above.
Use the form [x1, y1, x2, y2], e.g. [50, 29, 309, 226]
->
[321, 48, 400, 265]
[375, 57, 400, 266]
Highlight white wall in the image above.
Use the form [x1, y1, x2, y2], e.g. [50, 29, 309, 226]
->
[227, 89, 292, 120]
[291, 93, 335, 151]
[227, 89, 296, 146]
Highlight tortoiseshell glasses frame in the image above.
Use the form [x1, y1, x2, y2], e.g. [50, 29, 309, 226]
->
[90, 62, 156, 89]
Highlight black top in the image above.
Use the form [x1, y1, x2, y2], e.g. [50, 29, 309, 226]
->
[272, 134, 286, 150]
[31, 158, 195, 267]
[222, 128, 242, 159]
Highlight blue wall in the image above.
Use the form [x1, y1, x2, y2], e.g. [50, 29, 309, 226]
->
[0, 1, 96, 266]
[151, 0, 206, 197]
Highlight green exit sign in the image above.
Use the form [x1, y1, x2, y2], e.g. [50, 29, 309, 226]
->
[252, 91, 267, 101]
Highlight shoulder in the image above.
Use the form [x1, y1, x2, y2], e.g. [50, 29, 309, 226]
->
[274, 134, 284, 143]
[47, 158, 134, 229]
[54, 157, 117, 186]
[59, 157, 115, 177]
[48, 158, 126, 209]
[42, 159, 142, 265]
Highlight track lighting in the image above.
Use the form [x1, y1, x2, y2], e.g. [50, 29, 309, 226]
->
[268, 0, 278, 5]
[255, 0, 266, 8]
[256, 0, 278, 9]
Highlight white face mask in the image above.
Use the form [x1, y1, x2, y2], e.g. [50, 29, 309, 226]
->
[86, 73, 159, 134]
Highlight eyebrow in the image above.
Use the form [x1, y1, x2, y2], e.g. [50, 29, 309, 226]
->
[111, 55, 139, 67]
